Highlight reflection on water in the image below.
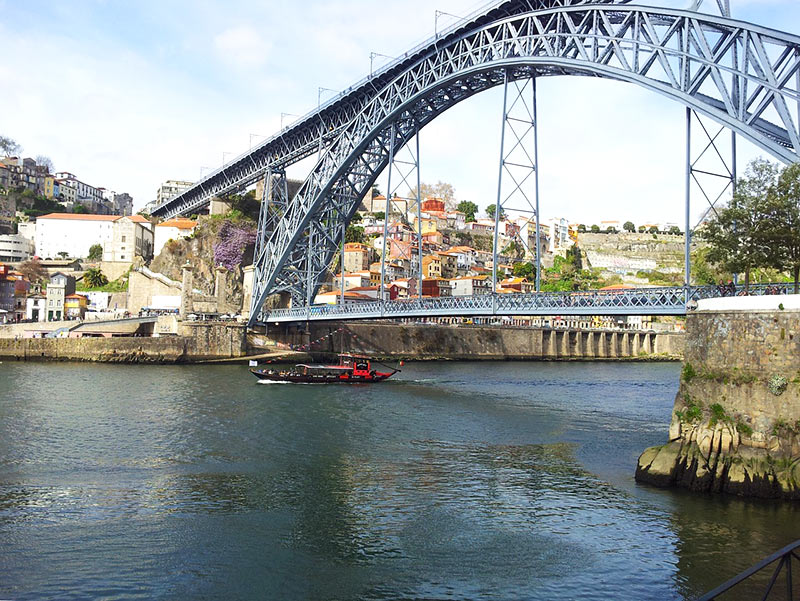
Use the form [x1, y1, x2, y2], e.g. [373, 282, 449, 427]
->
[0, 361, 798, 600]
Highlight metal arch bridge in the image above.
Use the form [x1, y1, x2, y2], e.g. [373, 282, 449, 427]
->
[263, 284, 785, 323]
[149, 0, 800, 325]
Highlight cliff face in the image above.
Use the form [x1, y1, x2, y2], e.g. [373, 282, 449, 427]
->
[636, 301, 800, 499]
[149, 217, 254, 313]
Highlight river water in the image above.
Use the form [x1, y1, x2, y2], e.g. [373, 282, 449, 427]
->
[0, 360, 798, 600]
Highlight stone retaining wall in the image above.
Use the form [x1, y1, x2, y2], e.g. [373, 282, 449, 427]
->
[271, 322, 684, 360]
[636, 300, 800, 500]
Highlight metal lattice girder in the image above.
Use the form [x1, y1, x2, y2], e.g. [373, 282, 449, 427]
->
[249, 3, 800, 323]
[262, 283, 786, 323]
[152, 0, 624, 220]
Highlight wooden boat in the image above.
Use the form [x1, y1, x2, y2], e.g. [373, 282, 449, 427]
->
[251, 353, 400, 384]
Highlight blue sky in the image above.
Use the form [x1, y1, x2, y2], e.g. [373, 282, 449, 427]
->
[1, 0, 798, 225]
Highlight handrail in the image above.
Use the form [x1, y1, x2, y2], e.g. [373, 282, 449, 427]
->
[696, 539, 800, 601]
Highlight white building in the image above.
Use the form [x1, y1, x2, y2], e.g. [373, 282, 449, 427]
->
[55, 172, 105, 211]
[153, 217, 198, 257]
[35, 213, 153, 261]
[546, 217, 573, 253]
[17, 220, 35, 243]
[156, 180, 193, 206]
[0, 234, 34, 262]
[450, 275, 491, 296]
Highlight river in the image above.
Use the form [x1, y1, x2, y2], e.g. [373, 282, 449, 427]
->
[0, 360, 798, 600]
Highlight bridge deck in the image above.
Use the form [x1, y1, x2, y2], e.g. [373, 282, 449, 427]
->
[260, 285, 786, 323]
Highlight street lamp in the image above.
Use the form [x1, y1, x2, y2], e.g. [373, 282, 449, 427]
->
[281, 113, 299, 128]
[199, 166, 211, 178]
[369, 52, 396, 76]
[222, 152, 234, 165]
[435, 10, 463, 37]
[318, 87, 339, 107]
[249, 133, 267, 149]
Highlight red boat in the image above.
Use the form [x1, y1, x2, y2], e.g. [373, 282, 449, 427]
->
[251, 353, 400, 384]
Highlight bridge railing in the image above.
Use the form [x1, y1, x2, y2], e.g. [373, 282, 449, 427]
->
[261, 283, 796, 322]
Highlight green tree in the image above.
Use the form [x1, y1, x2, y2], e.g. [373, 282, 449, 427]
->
[485, 204, 505, 220]
[456, 200, 478, 222]
[88, 244, 103, 261]
[73, 204, 89, 214]
[590, 224, 600, 233]
[57, 251, 69, 259]
[577, 224, 586, 233]
[623, 221, 635, 232]
[566, 244, 582, 270]
[770, 162, 800, 292]
[703, 159, 780, 292]
[638, 225, 646, 233]
[512, 261, 536, 279]
[345, 225, 365, 244]
[223, 190, 260, 222]
[372, 211, 385, 221]
[648, 226, 659, 234]
[669, 226, 681, 235]
[83, 267, 108, 288]
[605, 226, 617, 234]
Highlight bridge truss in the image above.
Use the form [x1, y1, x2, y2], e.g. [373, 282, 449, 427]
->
[151, 0, 800, 324]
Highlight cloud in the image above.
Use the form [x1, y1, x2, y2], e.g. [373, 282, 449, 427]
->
[213, 25, 271, 70]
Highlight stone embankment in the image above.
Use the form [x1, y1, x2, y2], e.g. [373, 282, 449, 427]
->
[0, 322, 249, 363]
[636, 296, 800, 500]
[272, 322, 684, 361]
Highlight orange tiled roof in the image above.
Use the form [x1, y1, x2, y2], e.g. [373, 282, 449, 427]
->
[157, 217, 197, 229]
[38, 213, 119, 221]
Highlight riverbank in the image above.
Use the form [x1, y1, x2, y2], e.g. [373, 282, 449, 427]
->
[0, 321, 684, 364]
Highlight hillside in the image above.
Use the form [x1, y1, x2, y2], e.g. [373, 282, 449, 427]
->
[150, 215, 255, 311]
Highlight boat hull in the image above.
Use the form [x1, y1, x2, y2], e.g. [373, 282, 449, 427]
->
[250, 369, 395, 384]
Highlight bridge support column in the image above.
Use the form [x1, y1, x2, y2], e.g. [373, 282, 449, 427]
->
[586, 331, 595, 358]
[684, 107, 737, 301]
[598, 332, 608, 358]
[493, 72, 541, 295]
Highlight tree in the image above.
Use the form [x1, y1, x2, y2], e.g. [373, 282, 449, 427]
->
[623, 221, 635, 232]
[638, 225, 646, 233]
[577, 224, 586, 233]
[35, 155, 54, 173]
[512, 261, 536, 279]
[371, 184, 381, 198]
[0, 135, 21, 156]
[648, 226, 659, 234]
[18, 259, 48, 284]
[703, 158, 780, 292]
[409, 181, 455, 206]
[590, 224, 600, 233]
[88, 244, 103, 261]
[57, 251, 69, 259]
[372, 211, 385, 221]
[566, 244, 582, 270]
[770, 162, 800, 292]
[605, 226, 617, 234]
[669, 226, 681, 235]
[73, 204, 89, 214]
[345, 225, 365, 244]
[83, 267, 108, 289]
[485, 204, 505, 220]
[456, 200, 478, 222]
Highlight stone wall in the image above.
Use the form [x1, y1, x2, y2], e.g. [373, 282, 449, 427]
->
[0, 322, 247, 363]
[636, 298, 800, 500]
[269, 322, 684, 361]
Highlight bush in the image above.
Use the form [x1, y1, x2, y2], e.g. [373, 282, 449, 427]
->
[682, 363, 697, 383]
[768, 374, 788, 396]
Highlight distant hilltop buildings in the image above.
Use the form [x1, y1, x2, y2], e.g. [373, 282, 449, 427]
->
[0, 155, 134, 236]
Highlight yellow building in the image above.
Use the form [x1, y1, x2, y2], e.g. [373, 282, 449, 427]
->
[65, 293, 88, 319]
[412, 216, 438, 235]
[421, 255, 442, 279]
[43, 176, 55, 199]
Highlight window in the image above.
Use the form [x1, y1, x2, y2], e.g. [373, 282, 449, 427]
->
[121, 235, 126, 242]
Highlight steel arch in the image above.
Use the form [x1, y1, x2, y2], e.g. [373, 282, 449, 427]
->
[249, 3, 800, 323]
[151, 0, 624, 220]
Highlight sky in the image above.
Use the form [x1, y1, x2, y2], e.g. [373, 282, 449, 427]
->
[1, 0, 798, 226]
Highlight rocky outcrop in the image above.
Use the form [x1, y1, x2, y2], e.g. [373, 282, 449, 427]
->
[636, 297, 800, 500]
[150, 216, 254, 312]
